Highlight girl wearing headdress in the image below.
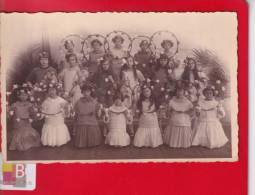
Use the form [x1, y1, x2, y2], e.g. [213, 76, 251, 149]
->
[58, 53, 83, 106]
[91, 54, 117, 108]
[161, 40, 180, 77]
[134, 40, 155, 79]
[163, 86, 195, 148]
[104, 92, 132, 147]
[88, 39, 105, 80]
[26, 52, 58, 104]
[40, 81, 71, 147]
[26, 52, 57, 86]
[192, 86, 228, 148]
[152, 53, 175, 104]
[109, 35, 129, 82]
[181, 57, 208, 102]
[133, 83, 163, 148]
[73, 82, 102, 148]
[121, 55, 145, 136]
[8, 85, 41, 151]
[58, 39, 85, 71]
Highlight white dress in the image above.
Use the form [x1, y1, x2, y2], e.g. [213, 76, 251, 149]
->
[41, 97, 71, 147]
[134, 102, 163, 148]
[105, 105, 130, 146]
[58, 66, 83, 106]
[192, 99, 229, 148]
[163, 97, 194, 148]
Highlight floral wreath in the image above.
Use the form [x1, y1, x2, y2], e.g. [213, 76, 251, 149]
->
[104, 30, 132, 54]
[84, 34, 109, 56]
[150, 30, 180, 59]
[130, 35, 156, 56]
[59, 34, 88, 61]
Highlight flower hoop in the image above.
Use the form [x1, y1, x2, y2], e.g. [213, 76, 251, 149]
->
[104, 30, 132, 54]
[130, 35, 156, 56]
[59, 34, 88, 60]
[84, 34, 109, 57]
[150, 30, 179, 59]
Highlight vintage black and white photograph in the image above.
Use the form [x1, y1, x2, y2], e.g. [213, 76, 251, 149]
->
[1, 12, 238, 163]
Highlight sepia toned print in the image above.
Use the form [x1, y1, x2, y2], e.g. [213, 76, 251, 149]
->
[1, 12, 238, 163]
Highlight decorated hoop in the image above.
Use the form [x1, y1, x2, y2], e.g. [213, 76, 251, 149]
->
[104, 30, 132, 54]
[59, 35, 88, 60]
[84, 34, 109, 57]
[150, 30, 179, 59]
[130, 35, 156, 56]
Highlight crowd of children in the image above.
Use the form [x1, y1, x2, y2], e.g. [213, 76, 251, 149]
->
[7, 34, 229, 152]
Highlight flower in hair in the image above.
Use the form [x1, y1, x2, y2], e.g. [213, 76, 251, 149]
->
[216, 80, 221, 84]
[222, 87, 225, 91]
[168, 69, 172, 74]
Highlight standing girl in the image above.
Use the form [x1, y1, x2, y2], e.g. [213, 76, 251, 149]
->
[41, 81, 71, 147]
[121, 55, 145, 136]
[8, 86, 41, 151]
[73, 83, 102, 148]
[88, 39, 105, 79]
[133, 85, 163, 148]
[163, 86, 194, 148]
[91, 55, 117, 108]
[58, 53, 83, 106]
[192, 87, 229, 148]
[182, 57, 208, 102]
[104, 93, 131, 147]
[152, 54, 175, 103]
[109, 35, 129, 82]
[134, 40, 154, 79]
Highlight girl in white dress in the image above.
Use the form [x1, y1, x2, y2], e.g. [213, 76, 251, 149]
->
[192, 86, 229, 148]
[58, 53, 83, 107]
[40, 81, 71, 147]
[133, 85, 163, 148]
[104, 93, 132, 147]
[121, 55, 145, 136]
[163, 86, 195, 148]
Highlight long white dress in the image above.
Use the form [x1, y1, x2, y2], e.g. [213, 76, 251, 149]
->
[105, 105, 130, 146]
[192, 99, 229, 148]
[41, 97, 71, 147]
[163, 97, 194, 148]
[134, 102, 163, 148]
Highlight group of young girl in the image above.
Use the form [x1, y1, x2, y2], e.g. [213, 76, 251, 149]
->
[7, 35, 229, 152]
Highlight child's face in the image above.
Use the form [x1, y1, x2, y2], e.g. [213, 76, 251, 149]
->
[160, 58, 168, 67]
[126, 57, 134, 68]
[176, 89, 184, 98]
[19, 92, 29, 102]
[102, 61, 110, 71]
[163, 42, 172, 51]
[114, 98, 122, 107]
[188, 60, 195, 70]
[92, 42, 101, 51]
[66, 43, 74, 52]
[114, 39, 122, 48]
[83, 90, 91, 98]
[140, 43, 148, 52]
[40, 57, 49, 69]
[143, 88, 151, 98]
[204, 90, 214, 100]
[48, 88, 57, 98]
[68, 56, 77, 67]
